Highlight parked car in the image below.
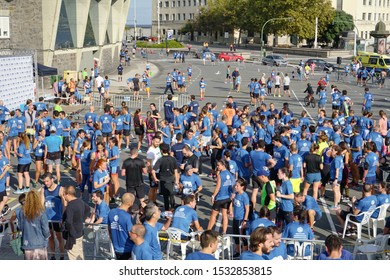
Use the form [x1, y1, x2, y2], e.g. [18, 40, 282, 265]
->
[305, 58, 335, 72]
[194, 50, 214, 59]
[149, 36, 158, 42]
[262, 55, 288, 66]
[136, 36, 150, 41]
[218, 52, 244, 62]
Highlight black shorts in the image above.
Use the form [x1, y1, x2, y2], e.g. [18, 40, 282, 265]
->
[362, 77, 367, 81]
[226, 74, 231, 79]
[212, 198, 231, 211]
[135, 127, 144, 135]
[340, 210, 358, 222]
[0, 190, 7, 202]
[17, 163, 31, 173]
[275, 85, 280, 88]
[62, 136, 70, 148]
[47, 151, 61, 161]
[252, 174, 262, 190]
[133, 86, 140, 92]
[284, 85, 290, 90]
[115, 130, 123, 135]
[178, 84, 184, 88]
[102, 132, 111, 138]
[123, 129, 130, 136]
[35, 155, 44, 161]
[127, 185, 146, 199]
[49, 221, 61, 232]
[253, 93, 259, 99]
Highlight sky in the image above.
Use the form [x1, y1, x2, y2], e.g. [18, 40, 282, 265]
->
[126, 0, 152, 27]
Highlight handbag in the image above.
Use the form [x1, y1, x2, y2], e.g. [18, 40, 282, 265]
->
[10, 234, 23, 256]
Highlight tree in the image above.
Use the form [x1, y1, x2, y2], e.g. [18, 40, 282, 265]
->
[320, 10, 354, 46]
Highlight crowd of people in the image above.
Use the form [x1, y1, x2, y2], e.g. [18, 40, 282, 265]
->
[1, 53, 390, 261]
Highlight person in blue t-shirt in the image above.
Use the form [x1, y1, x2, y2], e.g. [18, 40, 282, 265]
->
[265, 226, 287, 260]
[232, 178, 250, 255]
[108, 137, 120, 203]
[79, 140, 93, 196]
[362, 142, 379, 185]
[329, 145, 344, 210]
[144, 203, 172, 260]
[14, 133, 32, 194]
[249, 206, 276, 234]
[88, 190, 110, 225]
[185, 230, 218, 260]
[208, 160, 236, 234]
[276, 167, 294, 226]
[349, 127, 363, 188]
[336, 184, 378, 236]
[282, 207, 314, 257]
[130, 224, 154, 260]
[108, 193, 135, 260]
[99, 108, 114, 143]
[240, 227, 274, 260]
[171, 194, 203, 233]
[294, 192, 322, 229]
[362, 87, 373, 112]
[317, 234, 353, 260]
[93, 159, 110, 201]
[372, 181, 390, 219]
[179, 166, 203, 197]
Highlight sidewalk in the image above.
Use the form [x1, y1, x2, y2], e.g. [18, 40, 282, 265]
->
[107, 59, 160, 95]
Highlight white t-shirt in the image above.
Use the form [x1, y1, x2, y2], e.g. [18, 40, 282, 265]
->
[95, 76, 104, 87]
[274, 76, 281, 85]
[284, 76, 290, 86]
[147, 146, 162, 167]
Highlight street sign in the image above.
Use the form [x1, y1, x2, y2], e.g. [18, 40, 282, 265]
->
[167, 29, 173, 40]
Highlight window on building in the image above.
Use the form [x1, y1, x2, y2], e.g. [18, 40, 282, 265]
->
[165, 14, 169, 21]
[365, 31, 368, 39]
[368, 13, 372, 20]
[165, 1, 169, 7]
[55, 0, 74, 49]
[193, 0, 196, 6]
[178, 0, 180, 6]
[159, 1, 162, 7]
[369, 0, 372, 5]
[387, 13, 389, 20]
[0, 16, 10, 39]
[188, 0, 191, 6]
[198, 0, 201, 5]
[363, 0, 366, 4]
[172, 14, 175, 20]
[178, 13, 181, 20]
[183, 13, 186, 20]
[183, 0, 185, 6]
[172, 1, 175, 7]
[374, 13, 376, 20]
[173, 29, 176, 35]
[204, 0, 207, 4]
[379, 0, 382, 5]
[163, 29, 166, 35]
[361, 31, 364, 38]
[362, 13, 366, 20]
[159, 14, 162, 21]
[388, 0, 389, 6]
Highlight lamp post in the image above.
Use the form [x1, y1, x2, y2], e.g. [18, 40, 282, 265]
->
[157, 0, 161, 44]
[332, 20, 359, 57]
[260, 17, 293, 57]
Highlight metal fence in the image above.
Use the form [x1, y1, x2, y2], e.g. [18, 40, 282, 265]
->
[158, 94, 191, 111]
[91, 93, 143, 110]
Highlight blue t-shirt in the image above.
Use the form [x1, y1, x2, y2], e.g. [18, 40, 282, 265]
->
[171, 205, 199, 232]
[34, 138, 45, 157]
[201, 116, 211, 137]
[96, 201, 110, 224]
[250, 150, 271, 176]
[297, 140, 311, 160]
[303, 195, 322, 220]
[364, 92, 373, 107]
[289, 154, 302, 179]
[282, 221, 314, 256]
[99, 114, 113, 133]
[109, 145, 120, 168]
[44, 184, 63, 221]
[330, 155, 344, 181]
[144, 222, 164, 260]
[132, 241, 154, 260]
[233, 192, 250, 220]
[44, 135, 62, 153]
[273, 145, 289, 170]
[180, 174, 202, 194]
[108, 208, 134, 253]
[162, 126, 171, 145]
[93, 169, 109, 193]
[7, 118, 19, 137]
[365, 151, 378, 178]
[351, 135, 363, 161]
[84, 112, 98, 124]
[240, 250, 268, 260]
[215, 170, 235, 201]
[185, 251, 217, 260]
[249, 218, 276, 234]
[164, 100, 174, 121]
[317, 249, 353, 260]
[17, 143, 32, 165]
[279, 180, 294, 212]
[235, 148, 251, 179]
[123, 113, 131, 130]
[265, 242, 288, 260]
[114, 115, 124, 131]
[355, 195, 378, 222]
[80, 149, 92, 175]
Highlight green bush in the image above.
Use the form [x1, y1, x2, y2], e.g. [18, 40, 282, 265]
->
[136, 40, 184, 49]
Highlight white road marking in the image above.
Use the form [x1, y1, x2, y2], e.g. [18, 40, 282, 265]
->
[320, 197, 337, 234]
[291, 89, 315, 123]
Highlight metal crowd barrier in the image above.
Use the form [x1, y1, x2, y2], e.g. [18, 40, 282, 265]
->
[91, 93, 143, 110]
[158, 94, 191, 111]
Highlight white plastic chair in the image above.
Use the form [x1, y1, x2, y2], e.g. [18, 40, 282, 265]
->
[369, 203, 390, 238]
[342, 208, 375, 239]
[353, 235, 390, 260]
[93, 225, 115, 260]
[166, 227, 196, 260]
[214, 235, 232, 260]
[285, 240, 313, 260]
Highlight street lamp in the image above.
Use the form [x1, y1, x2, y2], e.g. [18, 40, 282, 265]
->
[332, 20, 359, 57]
[157, 0, 161, 44]
[261, 17, 293, 57]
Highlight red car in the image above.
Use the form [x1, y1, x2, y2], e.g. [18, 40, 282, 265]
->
[149, 36, 158, 42]
[218, 52, 244, 62]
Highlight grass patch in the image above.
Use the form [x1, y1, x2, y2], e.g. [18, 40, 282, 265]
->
[136, 40, 184, 49]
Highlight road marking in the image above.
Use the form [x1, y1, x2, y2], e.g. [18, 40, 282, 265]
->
[291, 89, 315, 123]
[320, 197, 337, 234]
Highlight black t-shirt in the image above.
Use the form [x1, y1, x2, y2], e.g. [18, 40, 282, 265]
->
[132, 78, 140, 87]
[153, 155, 177, 182]
[62, 198, 90, 239]
[182, 154, 199, 172]
[304, 154, 322, 173]
[122, 157, 146, 187]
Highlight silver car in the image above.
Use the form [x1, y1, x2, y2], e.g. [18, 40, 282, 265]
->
[262, 55, 288, 66]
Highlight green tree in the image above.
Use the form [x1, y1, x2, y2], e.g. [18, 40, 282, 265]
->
[320, 10, 354, 46]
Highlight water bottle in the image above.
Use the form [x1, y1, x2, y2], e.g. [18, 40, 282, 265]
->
[161, 211, 173, 218]
[215, 212, 222, 232]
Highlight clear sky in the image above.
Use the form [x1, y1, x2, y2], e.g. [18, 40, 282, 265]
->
[127, 0, 152, 27]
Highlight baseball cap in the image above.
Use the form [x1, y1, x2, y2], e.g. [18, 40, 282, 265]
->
[257, 167, 270, 177]
[50, 126, 56, 132]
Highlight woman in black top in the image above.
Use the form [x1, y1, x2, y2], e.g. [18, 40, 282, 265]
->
[303, 143, 323, 201]
[133, 109, 144, 152]
[209, 128, 223, 179]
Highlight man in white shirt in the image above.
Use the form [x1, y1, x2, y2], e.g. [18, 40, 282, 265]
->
[95, 73, 104, 93]
[283, 73, 291, 98]
[146, 136, 162, 205]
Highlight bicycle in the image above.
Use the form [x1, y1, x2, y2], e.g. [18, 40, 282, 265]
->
[304, 94, 316, 108]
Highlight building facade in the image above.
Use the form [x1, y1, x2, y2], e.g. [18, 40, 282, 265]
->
[0, 0, 130, 75]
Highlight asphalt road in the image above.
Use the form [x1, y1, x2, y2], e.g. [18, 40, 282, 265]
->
[2, 50, 390, 254]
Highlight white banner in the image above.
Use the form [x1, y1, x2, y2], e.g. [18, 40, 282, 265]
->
[0, 55, 34, 111]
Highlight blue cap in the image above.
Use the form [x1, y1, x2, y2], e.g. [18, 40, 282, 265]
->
[257, 167, 270, 177]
